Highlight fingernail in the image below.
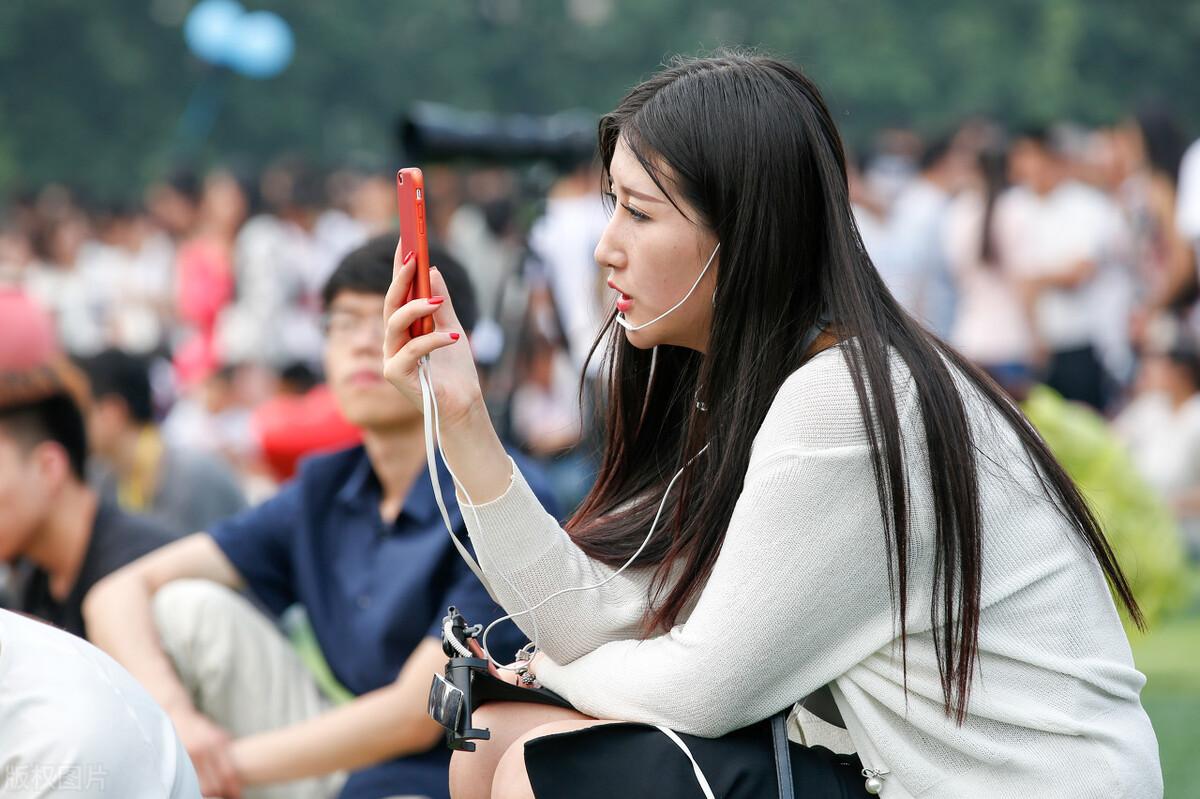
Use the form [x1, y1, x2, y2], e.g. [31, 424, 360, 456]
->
[449, 333, 460, 341]
[403, 250, 415, 265]
[429, 295, 445, 305]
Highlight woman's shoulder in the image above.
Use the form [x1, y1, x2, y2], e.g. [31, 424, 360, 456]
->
[750, 342, 919, 465]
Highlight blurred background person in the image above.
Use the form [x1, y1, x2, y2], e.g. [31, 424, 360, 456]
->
[1176, 135, 1200, 287]
[173, 168, 247, 384]
[219, 158, 361, 372]
[161, 362, 261, 480]
[145, 168, 202, 246]
[944, 140, 1036, 385]
[883, 133, 971, 337]
[1005, 126, 1128, 410]
[22, 186, 99, 356]
[1109, 105, 1195, 353]
[79, 347, 247, 536]
[1114, 320, 1200, 558]
[527, 155, 609, 379]
[75, 199, 176, 356]
[0, 215, 34, 286]
[0, 290, 178, 640]
[446, 167, 523, 349]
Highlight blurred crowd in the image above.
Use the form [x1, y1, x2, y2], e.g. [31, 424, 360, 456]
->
[4, 111, 1200, 559]
[850, 109, 1200, 562]
[5, 108, 1200, 556]
[0, 155, 609, 510]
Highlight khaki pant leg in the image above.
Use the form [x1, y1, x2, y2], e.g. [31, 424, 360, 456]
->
[154, 579, 347, 799]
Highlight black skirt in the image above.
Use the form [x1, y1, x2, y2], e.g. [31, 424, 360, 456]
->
[524, 717, 870, 799]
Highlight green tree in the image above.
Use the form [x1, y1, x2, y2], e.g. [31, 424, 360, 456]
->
[1, 0, 1197, 197]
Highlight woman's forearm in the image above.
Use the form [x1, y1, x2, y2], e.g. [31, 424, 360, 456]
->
[439, 403, 655, 662]
[437, 399, 515, 505]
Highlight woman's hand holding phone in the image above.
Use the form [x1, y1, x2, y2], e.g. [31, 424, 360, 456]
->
[382, 238, 484, 429]
[382, 238, 515, 503]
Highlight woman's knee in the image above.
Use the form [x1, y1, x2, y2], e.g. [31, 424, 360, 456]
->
[491, 719, 616, 799]
[449, 703, 595, 799]
[449, 703, 524, 799]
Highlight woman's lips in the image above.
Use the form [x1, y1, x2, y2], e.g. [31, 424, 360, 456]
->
[608, 278, 633, 313]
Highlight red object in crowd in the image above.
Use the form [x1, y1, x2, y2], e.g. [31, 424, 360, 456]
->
[251, 384, 362, 481]
[175, 238, 234, 333]
[173, 237, 235, 388]
[0, 289, 58, 370]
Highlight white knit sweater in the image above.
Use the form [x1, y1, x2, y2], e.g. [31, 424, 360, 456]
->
[462, 346, 1162, 798]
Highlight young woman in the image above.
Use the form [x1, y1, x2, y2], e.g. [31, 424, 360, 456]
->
[382, 54, 1161, 799]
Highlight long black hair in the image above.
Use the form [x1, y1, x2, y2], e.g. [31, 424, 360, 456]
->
[1133, 102, 1187, 186]
[565, 52, 1142, 724]
[977, 142, 1010, 267]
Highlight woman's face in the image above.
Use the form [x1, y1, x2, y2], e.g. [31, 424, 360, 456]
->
[594, 136, 719, 352]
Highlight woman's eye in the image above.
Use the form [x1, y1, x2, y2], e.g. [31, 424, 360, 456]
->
[622, 203, 650, 222]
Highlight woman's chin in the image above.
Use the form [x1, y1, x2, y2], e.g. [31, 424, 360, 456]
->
[621, 326, 659, 349]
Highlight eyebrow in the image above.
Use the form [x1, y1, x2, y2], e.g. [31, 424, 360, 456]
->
[612, 180, 666, 205]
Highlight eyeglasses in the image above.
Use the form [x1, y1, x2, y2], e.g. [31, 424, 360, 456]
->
[321, 310, 385, 342]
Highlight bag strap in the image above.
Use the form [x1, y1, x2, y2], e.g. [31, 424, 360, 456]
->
[771, 711, 795, 799]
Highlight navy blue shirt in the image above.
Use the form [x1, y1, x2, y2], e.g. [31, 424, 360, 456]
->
[210, 444, 557, 799]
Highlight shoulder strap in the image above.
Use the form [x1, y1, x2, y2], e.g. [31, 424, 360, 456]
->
[771, 711, 795, 799]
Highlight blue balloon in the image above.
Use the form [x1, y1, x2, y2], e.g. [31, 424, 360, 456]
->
[227, 11, 294, 79]
[183, 0, 245, 65]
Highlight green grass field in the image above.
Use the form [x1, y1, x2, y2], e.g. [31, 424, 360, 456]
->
[1131, 615, 1200, 799]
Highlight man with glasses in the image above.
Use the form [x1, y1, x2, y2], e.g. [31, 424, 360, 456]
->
[85, 234, 557, 799]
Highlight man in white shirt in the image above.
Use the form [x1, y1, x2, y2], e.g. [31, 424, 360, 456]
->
[883, 135, 970, 337]
[0, 609, 200, 797]
[1005, 127, 1127, 409]
[527, 159, 610, 378]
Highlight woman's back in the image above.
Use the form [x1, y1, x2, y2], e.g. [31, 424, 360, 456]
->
[790, 347, 1162, 797]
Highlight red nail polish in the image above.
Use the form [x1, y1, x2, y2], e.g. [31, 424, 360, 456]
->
[429, 295, 445, 305]
[449, 333, 460, 341]
[403, 250, 415, 264]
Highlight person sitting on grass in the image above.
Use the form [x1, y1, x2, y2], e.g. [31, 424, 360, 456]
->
[0, 289, 179, 639]
[85, 235, 558, 799]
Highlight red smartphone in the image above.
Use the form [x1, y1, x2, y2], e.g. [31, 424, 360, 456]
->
[396, 167, 434, 338]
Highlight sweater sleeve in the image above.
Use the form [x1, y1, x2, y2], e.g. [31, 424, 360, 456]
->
[460, 466, 658, 663]
[533, 446, 906, 737]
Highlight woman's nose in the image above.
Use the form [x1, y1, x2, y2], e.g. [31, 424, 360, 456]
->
[594, 219, 624, 272]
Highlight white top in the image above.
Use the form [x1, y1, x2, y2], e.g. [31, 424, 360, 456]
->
[1177, 138, 1200, 241]
[943, 191, 1034, 365]
[1003, 182, 1126, 351]
[1114, 391, 1200, 499]
[0, 610, 201, 798]
[463, 346, 1162, 798]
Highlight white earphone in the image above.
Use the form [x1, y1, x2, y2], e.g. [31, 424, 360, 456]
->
[615, 242, 720, 331]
